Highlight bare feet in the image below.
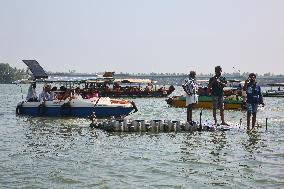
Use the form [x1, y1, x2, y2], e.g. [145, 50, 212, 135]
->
[221, 122, 230, 126]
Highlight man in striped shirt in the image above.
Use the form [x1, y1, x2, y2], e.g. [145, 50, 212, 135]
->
[182, 71, 199, 123]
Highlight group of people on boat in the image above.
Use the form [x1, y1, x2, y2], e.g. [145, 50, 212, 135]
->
[85, 81, 175, 97]
[183, 66, 264, 130]
[26, 83, 83, 102]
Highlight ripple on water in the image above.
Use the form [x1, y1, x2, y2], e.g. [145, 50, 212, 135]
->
[0, 85, 284, 188]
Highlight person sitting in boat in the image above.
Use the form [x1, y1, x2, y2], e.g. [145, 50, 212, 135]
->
[182, 71, 199, 123]
[26, 82, 38, 102]
[145, 86, 150, 92]
[57, 86, 67, 100]
[38, 85, 51, 101]
[113, 82, 120, 91]
[72, 87, 83, 100]
[49, 86, 58, 100]
[62, 89, 72, 100]
[85, 90, 99, 99]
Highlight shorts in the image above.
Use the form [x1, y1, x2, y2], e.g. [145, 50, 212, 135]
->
[247, 103, 258, 114]
[186, 94, 198, 106]
[212, 95, 224, 109]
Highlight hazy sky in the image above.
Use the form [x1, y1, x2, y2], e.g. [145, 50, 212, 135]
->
[1, 0, 284, 74]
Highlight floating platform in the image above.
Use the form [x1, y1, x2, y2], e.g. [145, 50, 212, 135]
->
[90, 119, 242, 133]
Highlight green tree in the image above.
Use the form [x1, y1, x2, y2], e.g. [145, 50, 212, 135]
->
[0, 63, 27, 83]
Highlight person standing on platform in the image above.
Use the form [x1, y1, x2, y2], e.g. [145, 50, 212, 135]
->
[208, 66, 228, 125]
[243, 73, 264, 130]
[182, 71, 199, 123]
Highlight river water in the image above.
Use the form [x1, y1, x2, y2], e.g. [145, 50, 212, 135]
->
[0, 84, 283, 188]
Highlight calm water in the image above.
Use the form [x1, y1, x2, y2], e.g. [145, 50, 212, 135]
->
[0, 84, 284, 189]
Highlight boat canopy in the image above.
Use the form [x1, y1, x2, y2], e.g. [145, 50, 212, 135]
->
[267, 83, 284, 86]
[13, 76, 113, 84]
[113, 78, 156, 84]
[37, 76, 114, 83]
[23, 60, 48, 79]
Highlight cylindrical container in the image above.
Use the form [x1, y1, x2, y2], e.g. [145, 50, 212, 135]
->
[140, 120, 146, 132]
[184, 122, 190, 132]
[173, 121, 181, 132]
[150, 120, 157, 132]
[123, 119, 129, 132]
[112, 120, 120, 132]
[159, 122, 165, 132]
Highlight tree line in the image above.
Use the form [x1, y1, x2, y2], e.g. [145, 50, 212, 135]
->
[0, 63, 28, 84]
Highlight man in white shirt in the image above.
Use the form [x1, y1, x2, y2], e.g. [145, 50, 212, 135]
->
[38, 85, 51, 102]
[182, 71, 199, 123]
[72, 87, 83, 100]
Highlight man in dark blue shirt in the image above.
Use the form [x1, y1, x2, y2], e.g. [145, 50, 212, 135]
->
[243, 73, 264, 130]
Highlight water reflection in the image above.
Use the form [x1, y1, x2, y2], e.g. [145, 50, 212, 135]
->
[209, 132, 228, 162]
[243, 130, 261, 155]
[21, 117, 90, 157]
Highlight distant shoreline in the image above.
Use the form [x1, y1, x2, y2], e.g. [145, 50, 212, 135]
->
[5, 74, 284, 86]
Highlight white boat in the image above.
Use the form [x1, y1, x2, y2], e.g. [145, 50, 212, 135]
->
[16, 97, 137, 118]
[15, 60, 138, 118]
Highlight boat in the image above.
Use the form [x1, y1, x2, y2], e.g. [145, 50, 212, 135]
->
[263, 83, 284, 97]
[15, 60, 138, 118]
[16, 97, 137, 118]
[84, 77, 175, 98]
[166, 79, 245, 110]
[166, 95, 244, 109]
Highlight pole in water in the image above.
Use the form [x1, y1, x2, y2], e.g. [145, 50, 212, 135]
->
[266, 118, 268, 131]
[239, 118, 242, 129]
[199, 109, 203, 130]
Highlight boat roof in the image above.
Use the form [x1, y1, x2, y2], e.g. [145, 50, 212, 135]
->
[267, 83, 284, 86]
[38, 76, 113, 83]
[227, 79, 242, 83]
[196, 79, 242, 83]
[12, 79, 31, 84]
[13, 76, 114, 84]
[113, 78, 155, 84]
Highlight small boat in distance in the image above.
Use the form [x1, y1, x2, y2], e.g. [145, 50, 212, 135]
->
[85, 77, 175, 98]
[263, 83, 284, 97]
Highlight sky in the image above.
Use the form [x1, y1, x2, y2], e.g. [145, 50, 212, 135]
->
[0, 0, 284, 74]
